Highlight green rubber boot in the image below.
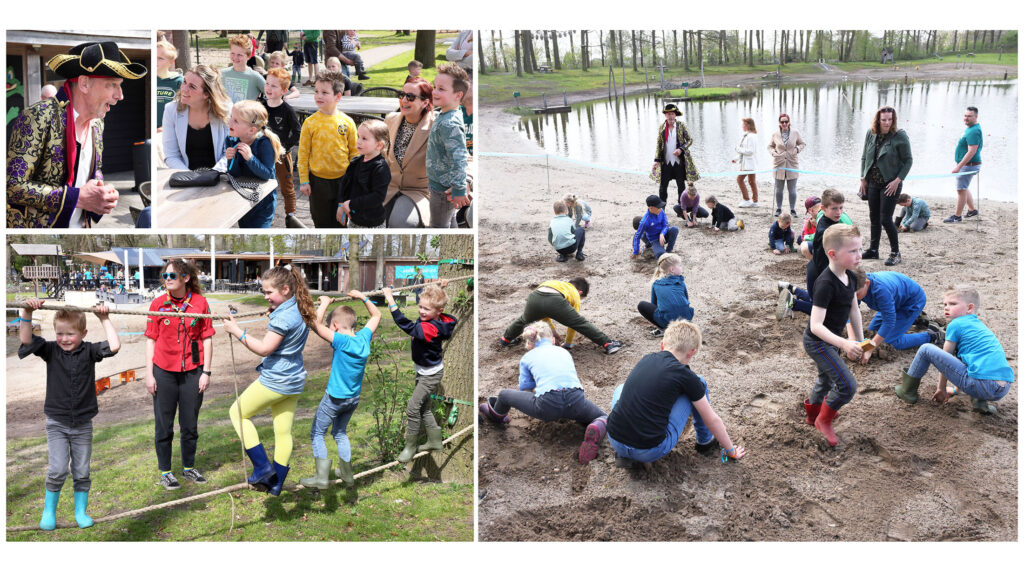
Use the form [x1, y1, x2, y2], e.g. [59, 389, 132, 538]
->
[417, 427, 444, 453]
[972, 398, 997, 415]
[335, 460, 355, 488]
[894, 368, 921, 404]
[397, 433, 419, 464]
[299, 458, 332, 490]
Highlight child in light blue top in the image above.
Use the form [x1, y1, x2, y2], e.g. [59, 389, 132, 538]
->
[223, 266, 317, 496]
[900, 287, 1014, 414]
[426, 63, 471, 228]
[479, 321, 608, 465]
[896, 193, 931, 232]
[298, 291, 381, 490]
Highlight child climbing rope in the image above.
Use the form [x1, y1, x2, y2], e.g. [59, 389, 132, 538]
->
[382, 281, 458, 463]
[222, 265, 317, 495]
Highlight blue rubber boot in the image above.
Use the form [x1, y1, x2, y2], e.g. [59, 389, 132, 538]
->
[40, 489, 60, 531]
[74, 491, 94, 528]
[268, 462, 290, 497]
[245, 444, 278, 492]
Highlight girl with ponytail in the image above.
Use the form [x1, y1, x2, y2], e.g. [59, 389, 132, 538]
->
[222, 265, 314, 496]
[478, 321, 609, 466]
[225, 99, 284, 228]
[637, 253, 694, 337]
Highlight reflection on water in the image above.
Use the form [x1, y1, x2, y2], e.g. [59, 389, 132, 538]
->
[516, 79, 1018, 201]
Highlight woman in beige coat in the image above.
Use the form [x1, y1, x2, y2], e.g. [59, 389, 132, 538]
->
[384, 78, 435, 227]
[767, 113, 806, 217]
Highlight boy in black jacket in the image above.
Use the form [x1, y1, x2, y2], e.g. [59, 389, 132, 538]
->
[383, 281, 457, 462]
[705, 195, 743, 231]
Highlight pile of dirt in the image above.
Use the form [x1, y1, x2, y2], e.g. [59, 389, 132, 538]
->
[476, 102, 1017, 541]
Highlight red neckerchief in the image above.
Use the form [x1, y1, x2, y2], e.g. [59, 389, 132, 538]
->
[62, 81, 78, 187]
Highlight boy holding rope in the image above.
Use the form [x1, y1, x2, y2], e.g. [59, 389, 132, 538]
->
[298, 291, 381, 490]
[18, 298, 121, 530]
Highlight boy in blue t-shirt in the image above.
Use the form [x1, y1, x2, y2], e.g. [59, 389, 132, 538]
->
[896, 287, 1014, 414]
[299, 291, 381, 489]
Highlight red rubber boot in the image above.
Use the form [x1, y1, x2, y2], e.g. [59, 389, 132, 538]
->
[814, 403, 839, 446]
[803, 399, 821, 426]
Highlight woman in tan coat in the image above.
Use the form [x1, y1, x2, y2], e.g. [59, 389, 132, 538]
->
[767, 113, 806, 217]
[384, 78, 435, 227]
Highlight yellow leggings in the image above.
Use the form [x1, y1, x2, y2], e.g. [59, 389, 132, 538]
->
[229, 380, 299, 465]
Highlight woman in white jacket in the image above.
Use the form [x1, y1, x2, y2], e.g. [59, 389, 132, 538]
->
[162, 64, 232, 170]
[732, 117, 759, 207]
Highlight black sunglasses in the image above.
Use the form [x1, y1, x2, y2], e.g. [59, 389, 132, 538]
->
[397, 92, 424, 102]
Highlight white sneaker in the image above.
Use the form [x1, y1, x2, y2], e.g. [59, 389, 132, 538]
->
[750, 201, 758, 207]
[738, 200, 753, 208]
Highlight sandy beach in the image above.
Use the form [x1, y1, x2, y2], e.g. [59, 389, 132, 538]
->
[476, 63, 1018, 541]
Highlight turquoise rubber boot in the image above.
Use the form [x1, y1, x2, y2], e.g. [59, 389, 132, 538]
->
[40, 489, 60, 531]
[74, 491, 94, 528]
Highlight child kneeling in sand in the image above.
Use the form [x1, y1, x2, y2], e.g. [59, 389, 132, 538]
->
[605, 320, 745, 466]
[706, 195, 743, 231]
[479, 321, 608, 465]
[852, 268, 941, 364]
[637, 253, 693, 337]
[895, 193, 931, 232]
[19, 299, 120, 530]
[548, 200, 586, 262]
[895, 287, 1014, 414]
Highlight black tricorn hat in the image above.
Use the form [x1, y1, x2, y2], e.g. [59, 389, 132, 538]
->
[47, 41, 147, 80]
[662, 103, 682, 116]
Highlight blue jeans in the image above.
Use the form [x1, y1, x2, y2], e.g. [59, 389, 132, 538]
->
[650, 226, 679, 259]
[238, 192, 276, 228]
[606, 379, 712, 463]
[955, 164, 980, 190]
[770, 238, 789, 252]
[907, 344, 1011, 402]
[309, 393, 360, 461]
[868, 304, 929, 350]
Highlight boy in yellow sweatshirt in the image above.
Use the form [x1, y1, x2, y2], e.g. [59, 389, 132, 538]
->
[297, 70, 358, 228]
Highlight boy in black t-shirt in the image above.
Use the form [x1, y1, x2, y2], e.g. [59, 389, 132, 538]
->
[778, 188, 846, 318]
[18, 299, 121, 530]
[802, 224, 866, 447]
[606, 320, 745, 466]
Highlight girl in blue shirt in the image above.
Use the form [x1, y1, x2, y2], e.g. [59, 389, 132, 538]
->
[223, 266, 316, 495]
[225, 100, 282, 228]
[479, 321, 608, 465]
[637, 253, 694, 336]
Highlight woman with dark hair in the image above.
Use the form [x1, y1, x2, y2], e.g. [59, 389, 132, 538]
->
[383, 77, 435, 227]
[145, 259, 216, 491]
[859, 105, 913, 266]
[767, 113, 805, 217]
[162, 64, 233, 170]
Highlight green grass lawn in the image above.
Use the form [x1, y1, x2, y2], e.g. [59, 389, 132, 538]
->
[661, 87, 744, 100]
[361, 39, 456, 91]
[5, 303, 472, 541]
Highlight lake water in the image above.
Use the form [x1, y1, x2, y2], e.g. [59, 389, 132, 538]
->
[515, 79, 1018, 201]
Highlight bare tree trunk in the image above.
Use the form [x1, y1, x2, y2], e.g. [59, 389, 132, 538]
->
[414, 30, 436, 68]
[346, 235, 360, 291]
[719, 30, 726, 64]
[581, 30, 589, 71]
[552, 31, 561, 70]
[171, 30, 192, 72]
[543, 30, 551, 65]
[631, 31, 639, 72]
[514, 30, 522, 77]
[498, 31, 509, 72]
[673, 31, 679, 66]
[697, 30, 703, 68]
[598, 30, 605, 65]
[373, 235, 385, 289]
[682, 30, 690, 70]
[617, 30, 625, 70]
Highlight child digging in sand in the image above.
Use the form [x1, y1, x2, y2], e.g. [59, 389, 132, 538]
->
[637, 253, 693, 337]
[606, 319, 745, 466]
[548, 199, 586, 262]
[479, 321, 608, 465]
[895, 287, 1014, 414]
[802, 224, 865, 447]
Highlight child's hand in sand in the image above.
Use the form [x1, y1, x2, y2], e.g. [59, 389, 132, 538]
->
[773, 249, 782, 255]
[723, 445, 746, 461]
[859, 350, 873, 365]
[932, 385, 952, 404]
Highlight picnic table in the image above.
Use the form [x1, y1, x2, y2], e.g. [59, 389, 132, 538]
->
[155, 169, 278, 229]
[290, 95, 399, 122]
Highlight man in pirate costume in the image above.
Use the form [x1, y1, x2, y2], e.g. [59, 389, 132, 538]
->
[7, 41, 147, 228]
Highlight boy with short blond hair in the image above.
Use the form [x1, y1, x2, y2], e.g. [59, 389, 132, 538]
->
[406, 60, 423, 83]
[298, 292, 381, 489]
[265, 52, 300, 100]
[895, 287, 1014, 414]
[18, 299, 121, 530]
[383, 282, 458, 463]
[221, 34, 265, 103]
[606, 319, 745, 466]
[549, 200, 586, 262]
[802, 224, 865, 447]
[427, 63, 471, 228]
[297, 70, 358, 228]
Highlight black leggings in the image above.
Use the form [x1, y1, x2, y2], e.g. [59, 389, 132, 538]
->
[867, 181, 900, 253]
[153, 365, 204, 472]
[637, 301, 664, 328]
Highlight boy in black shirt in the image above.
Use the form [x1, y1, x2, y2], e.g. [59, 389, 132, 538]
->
[262, 67, 301, 223]
[606, 320, 745, 465]
[705, 195, 743, 231]
[778, 188, 846, 318]
[803, 224, 865, 447]
[18, 299, 120, 530]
